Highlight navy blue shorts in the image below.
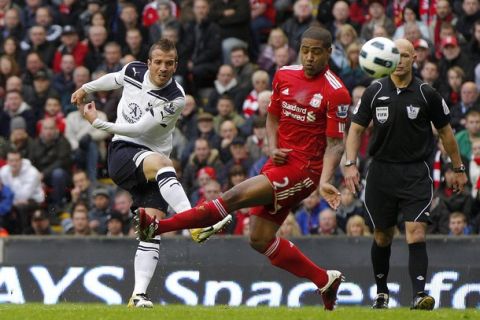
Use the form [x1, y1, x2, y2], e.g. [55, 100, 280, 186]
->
[108, 140, 168, 211]
[364, 160, 433, 229]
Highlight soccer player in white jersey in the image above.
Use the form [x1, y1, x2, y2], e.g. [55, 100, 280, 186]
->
[71, 39, 231, 308]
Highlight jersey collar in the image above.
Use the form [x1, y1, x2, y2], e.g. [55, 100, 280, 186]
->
[302, 65, 330, 80]
[387, 76, 416, 93]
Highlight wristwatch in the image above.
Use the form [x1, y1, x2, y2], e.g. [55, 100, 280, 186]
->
[453, 164, 466, 173]
[344, 160, 356, 167]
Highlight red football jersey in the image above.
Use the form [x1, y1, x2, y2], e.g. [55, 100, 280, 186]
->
[268, 65, 351, 173]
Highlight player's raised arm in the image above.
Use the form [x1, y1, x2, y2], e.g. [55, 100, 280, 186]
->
[71, 68, 125, 106]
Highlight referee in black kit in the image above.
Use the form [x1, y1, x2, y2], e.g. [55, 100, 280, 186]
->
[344, 39, 468, 310]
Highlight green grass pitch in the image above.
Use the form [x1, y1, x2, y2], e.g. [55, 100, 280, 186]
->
[0, 304, 478, 320]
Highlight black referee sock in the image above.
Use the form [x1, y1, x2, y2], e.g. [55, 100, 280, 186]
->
[371, 241, 391, 294]
[408, 242, 428, 297]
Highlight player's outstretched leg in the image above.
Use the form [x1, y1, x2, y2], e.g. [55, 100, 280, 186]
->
[190, 214, 233, 243]
[134, 199, 228, 240]
[258, 234, 343, 310]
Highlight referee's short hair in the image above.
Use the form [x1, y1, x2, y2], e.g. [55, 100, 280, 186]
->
[149, 38, 177, 61]
[301, 26, 332, 49]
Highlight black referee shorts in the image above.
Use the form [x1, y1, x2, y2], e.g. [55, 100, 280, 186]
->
[108, 140, 168, 211]
[364, 160, 433, 230]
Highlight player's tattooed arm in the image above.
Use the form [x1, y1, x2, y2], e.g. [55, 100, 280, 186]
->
[325, 137, 345, 160]
[320, 137, 344, 209]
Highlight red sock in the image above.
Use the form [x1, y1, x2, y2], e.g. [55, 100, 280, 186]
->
[156, 198, 228, 234]
[264, 237, 328, 289]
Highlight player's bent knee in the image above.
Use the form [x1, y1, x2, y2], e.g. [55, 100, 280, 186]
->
[249, 234, 273, 253]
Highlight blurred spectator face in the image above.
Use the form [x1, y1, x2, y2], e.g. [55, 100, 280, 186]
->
[40, 118, 58, 142]
[87, 1, 101, 14]
[91, 12, 106, 27]
[89, 26, 108, 47]
[217, 98, 234, 116]
[463, 0, 479, 16]
[449, 214, 466, 235]
[346, 216, 367, 236]
[73, 67, 90, 87]
[338, 28, 355, 47]
[35, 7, 52, 27]
[61, 32, 79, 48]
[10, 127, 28, 146]
[31, 210, 50, 235]
[217, 65, 235, 86]
[269, 29, 287, 48]
[415, 47, 429, 64]
[442, 43, 460, 61]
[7, 152, 22, 175]
[162, 27, 178, 43]
[197, 117, 213, 133]
[0, 55, 14, 75]
[194, 139, 210, 162]
[182, 95, 196, 116]
[253, 125, 266, 139]
[197, 170, 213, 187]
[472, 139, 480, 157]
[229, 171, 246, 186]
[26, 53, 43, 74]
[303, 191, 319, 210]
[114, 192, 133, 215]
[44, 97, 61, 116]
[72, 205, 89, 234]
[93, 194, 110, 210]
[73, 171, 90, 191]
[273, 47, 289, 68]
[6, 76, 21, 91]
[318, 208, 337, 234]
[230, 143, 247, 160]
[3, 37, 17, 56]
[220, 120, 237, 139]
[257, 91, 271, 115]
[252, 71, 269, 92]
[107, 218, 123, 236]
[5, 91, 22, 113]
[33, 76, 50, 93]
[26, 0, 41, 9]
[340, 187, 355, 207]
[157, 3, 171, 20]
[60, 54, 76, 74]
[4, 8, 19, 29]
[420, 62, 439, 83]
[436, 0, 451, 18]
[193, 0, 209, 22]
[461, 82, 479, 105]
[105, 44, 122, 65]
[203, 181, 221, 201]
[230, 49, 248, 68]
[121, 5, 138, 25]
[403, 7, 417, 22]
[277, 213, 300, 237]
[293, 0, 313, 20]
[466, 112, 480, 135]
[332, 1, 349, 22]
[404, 23, 421, 42]
[126, 29, 142, 49]
[372, 25, 388, 38]
[368, 2, 385, 19]
[29, 26, 47, 46]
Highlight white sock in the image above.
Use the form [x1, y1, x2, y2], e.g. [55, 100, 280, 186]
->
[133, 239, 160, 295]
[156, 167, 191, 213]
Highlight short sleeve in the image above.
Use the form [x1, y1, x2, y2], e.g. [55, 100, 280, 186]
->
[267, 71, 282, 117]
[351, 82, 379, 128]
[423, 84, 451, 129]
[325, 88, 351, 138]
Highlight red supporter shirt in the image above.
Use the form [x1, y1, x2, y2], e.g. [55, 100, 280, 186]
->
[268, 65, 351, 173]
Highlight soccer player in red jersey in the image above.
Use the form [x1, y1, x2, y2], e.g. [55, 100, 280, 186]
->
[137, 26, 351, 310]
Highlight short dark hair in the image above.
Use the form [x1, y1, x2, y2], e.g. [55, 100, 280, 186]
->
[301, 26, 332, 49]
[148, 38, 177, 60]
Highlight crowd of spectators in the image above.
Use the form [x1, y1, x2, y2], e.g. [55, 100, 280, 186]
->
[0, 0, 480, 239]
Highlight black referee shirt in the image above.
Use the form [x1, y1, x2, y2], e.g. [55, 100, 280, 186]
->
[351, 76, 451, 163]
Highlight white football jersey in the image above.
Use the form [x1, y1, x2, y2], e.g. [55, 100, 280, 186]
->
[83, 61, 185, 157]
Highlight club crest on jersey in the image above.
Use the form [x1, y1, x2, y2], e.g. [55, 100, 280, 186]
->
[163, 102, 176, 115]
[406, 104, 420, 119]
[336, 104, 349, 118]
[309, 93, 323, 108]
[123, 102, 142, 123]
[375, 106, 389, 123]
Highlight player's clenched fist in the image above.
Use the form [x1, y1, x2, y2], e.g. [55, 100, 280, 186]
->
[270, 148, 292, 165]
[71, 88, 87, 106]
[82, 101, 98, 124]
